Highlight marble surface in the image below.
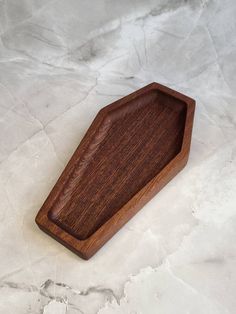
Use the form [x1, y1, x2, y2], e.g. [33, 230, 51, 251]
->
[0, 0, 236, 313]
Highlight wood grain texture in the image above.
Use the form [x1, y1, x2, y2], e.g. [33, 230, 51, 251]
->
[35, 82, 195, 259]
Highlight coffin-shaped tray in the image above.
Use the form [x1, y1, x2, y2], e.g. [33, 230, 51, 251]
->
[36, 82, 195, 259]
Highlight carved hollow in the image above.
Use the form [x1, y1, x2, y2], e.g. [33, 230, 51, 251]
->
[48, 89, 187, 240]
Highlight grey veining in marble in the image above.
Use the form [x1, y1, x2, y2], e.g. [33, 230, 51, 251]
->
[0, 0, 236, 313]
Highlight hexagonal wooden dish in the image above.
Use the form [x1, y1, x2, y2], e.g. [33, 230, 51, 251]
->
[36, 82, 195, 259]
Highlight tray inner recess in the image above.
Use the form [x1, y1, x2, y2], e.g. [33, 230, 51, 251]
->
[48, 90, 187, 240]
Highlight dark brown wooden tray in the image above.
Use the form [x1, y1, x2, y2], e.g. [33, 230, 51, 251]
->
[36, 82, 195, 259]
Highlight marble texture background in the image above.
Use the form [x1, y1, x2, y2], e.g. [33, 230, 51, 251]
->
[0, 0, 236, 313]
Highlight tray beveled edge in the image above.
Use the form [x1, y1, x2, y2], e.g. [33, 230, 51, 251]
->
[35, 82, 195, 260]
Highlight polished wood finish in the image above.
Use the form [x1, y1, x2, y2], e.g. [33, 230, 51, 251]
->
[35, 82, 195, 259]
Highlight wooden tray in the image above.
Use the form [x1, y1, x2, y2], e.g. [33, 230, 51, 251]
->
[35, 82, 195, 259]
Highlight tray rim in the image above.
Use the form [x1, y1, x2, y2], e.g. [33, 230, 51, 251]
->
[35, 82, 195, 259]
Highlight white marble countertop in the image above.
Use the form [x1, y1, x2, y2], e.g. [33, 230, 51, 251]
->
[0, 0, 236, 313]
